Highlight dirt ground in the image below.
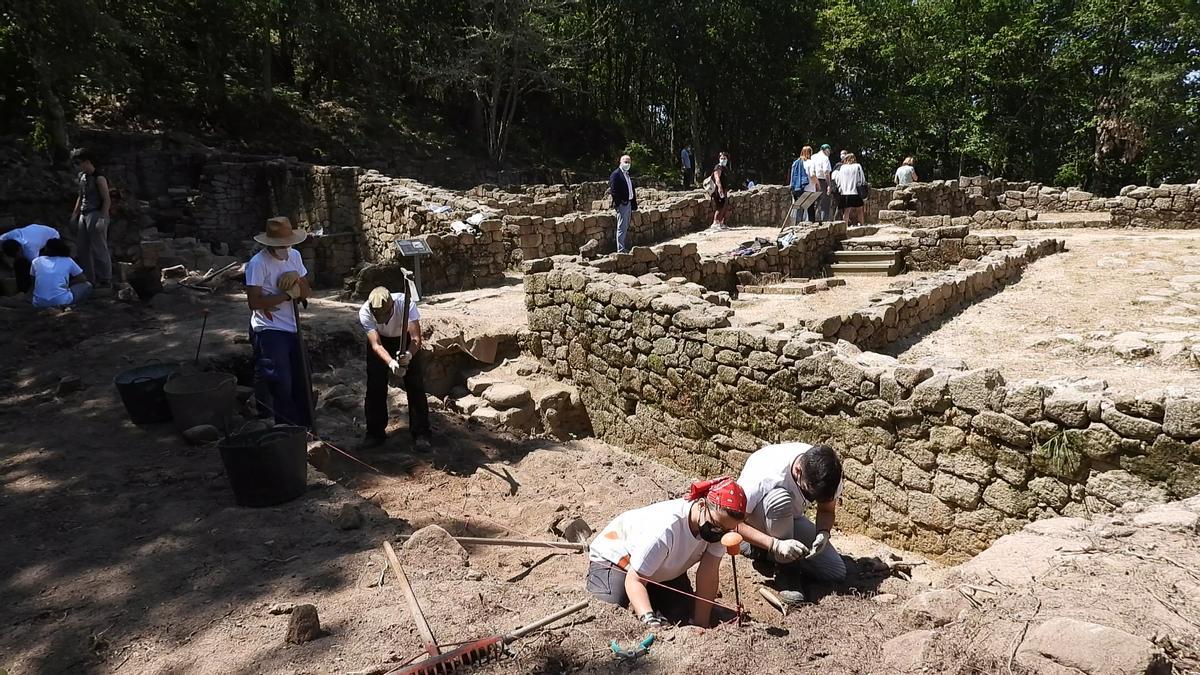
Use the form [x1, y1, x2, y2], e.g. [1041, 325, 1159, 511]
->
[660, 225, 784, 258]
[887, 228, 1200, 391]
[730, 273, 934, 329]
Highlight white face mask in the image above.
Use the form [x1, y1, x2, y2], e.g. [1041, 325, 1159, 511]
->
[620, 162, 631, 171]
[719, 159, 728, 167]
[268, 246, 290, 259]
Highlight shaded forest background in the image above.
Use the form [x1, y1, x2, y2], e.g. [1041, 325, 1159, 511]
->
[2, 0, 1198, 192]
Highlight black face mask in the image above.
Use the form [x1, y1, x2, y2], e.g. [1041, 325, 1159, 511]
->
[698, 518, 725, 543]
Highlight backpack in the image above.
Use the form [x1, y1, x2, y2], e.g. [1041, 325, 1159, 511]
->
[703, 174, 716, 194]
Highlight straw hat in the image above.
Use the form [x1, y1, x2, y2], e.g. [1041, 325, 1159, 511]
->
[254, 216, 308, 247]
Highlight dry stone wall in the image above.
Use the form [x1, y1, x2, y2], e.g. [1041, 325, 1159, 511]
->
[522, 263, 1200, 559]
[842, 224, 1024, 272]
[808, 238, 1063, 348]
[1111, 183, 1200, 229]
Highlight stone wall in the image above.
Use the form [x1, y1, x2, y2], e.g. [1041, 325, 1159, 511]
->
[807, 239, 1063, 348]
[512, 186, 792, 262]
[996, 185, 1116, 213]
[842, 223, 1024, 272]
[522, 263, 1200, 560]
[1111, 183, 1200, 229]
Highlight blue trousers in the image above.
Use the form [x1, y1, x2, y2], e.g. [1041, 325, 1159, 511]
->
[251, 329, 312, 428]
[615, 202, 632, 253]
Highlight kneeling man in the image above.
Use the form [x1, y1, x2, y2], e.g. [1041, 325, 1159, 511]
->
[736, 442, 846, 605]
[360, 285, 431, 450]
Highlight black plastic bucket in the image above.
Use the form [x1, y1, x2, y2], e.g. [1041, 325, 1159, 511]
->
[113, 362, 181, 424]
[217, 426, 308, 507]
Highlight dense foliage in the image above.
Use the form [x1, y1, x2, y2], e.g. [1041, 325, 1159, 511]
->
[3, 0, 1198, 191]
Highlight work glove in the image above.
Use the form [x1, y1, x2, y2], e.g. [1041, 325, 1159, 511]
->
[639, 611, 667, 627]
[807, 531, 831, 559]
[277, 271, 302, 299]
[388, 359, 402, 374]
[769, 538, 810, 563]
[395, 351, 413, 367]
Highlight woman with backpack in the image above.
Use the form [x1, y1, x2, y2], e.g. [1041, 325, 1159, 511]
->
[708, 151, 732, 229]
[832, 153, 868, 226]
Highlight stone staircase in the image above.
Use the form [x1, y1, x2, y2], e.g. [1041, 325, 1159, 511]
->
[829, 249, 903, 276]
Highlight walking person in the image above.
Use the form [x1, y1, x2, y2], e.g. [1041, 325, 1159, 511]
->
[1, 223, 60, 293]
[680, 145, 695, 189]
[735, 442, 847, 606]
[29, 238, 92, 308]
[833, 153, 868, 226]
[895, 156, 919, 185]
[587, 476, 748, 628]
[245, 216, 313, 428]
[709, 152, 732, 229]
[801, 146, 820, 222]
[788, 148, 812, 226]
[68, 148, 112, 287]
[609, 154, 637, 253]
[811, 144, 833, 222]
[359, 285, 432, 451]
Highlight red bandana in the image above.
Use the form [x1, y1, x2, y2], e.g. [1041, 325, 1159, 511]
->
[686, 475, 747, 513]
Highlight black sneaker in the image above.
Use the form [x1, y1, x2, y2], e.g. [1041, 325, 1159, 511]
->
[359, 434, 386, 450]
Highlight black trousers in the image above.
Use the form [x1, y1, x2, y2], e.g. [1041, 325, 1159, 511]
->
[365, 335, 430, 439]
[14, 257, 31, 293]
[682, 166, 695, 189]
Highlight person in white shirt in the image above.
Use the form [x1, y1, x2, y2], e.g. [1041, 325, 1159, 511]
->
[800, 146, 820, 223]
[1, 223, 60, 293]
[29, 238, 91, 308]
[359, 284, 430, 450]
[811, 144, 834, 222]
[735, 442, 847, 606]
[245, 216, 313, 427]
[832, 153, 868, 226]
[895, 156, 919, 185]
[587, 476, 747, 628]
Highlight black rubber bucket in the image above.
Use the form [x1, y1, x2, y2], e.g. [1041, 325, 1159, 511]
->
[217, 426, 308, 507]
[113, 362, 181, 424]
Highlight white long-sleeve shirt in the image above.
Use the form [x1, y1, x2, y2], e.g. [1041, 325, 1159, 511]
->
[833, 163, 866, 195]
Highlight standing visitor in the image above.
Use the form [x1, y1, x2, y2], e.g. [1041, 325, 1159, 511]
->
[609, 154, 637, 253]
[69, 148, 112, 287]
[788, 150, 811, 226]
[709, 151, 732, 229]
[812, 144, 833, 222]
[1, 223, 60, 293]
[587, 476, 747, 627]
[800, 146, 820, 223]
[29, 238, 92, 308]
[245, 216, 313, 428]
[680, 145, 695, 189]
[833, 153, 868, 226]
[895, 156, 919, 185]
[359, 285, 432, 451]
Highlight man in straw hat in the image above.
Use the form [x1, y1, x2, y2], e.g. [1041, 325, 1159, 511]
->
[245, 216, 313, 427]
[358, 284, 431, 450]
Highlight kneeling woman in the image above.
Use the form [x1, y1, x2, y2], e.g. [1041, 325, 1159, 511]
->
[586, 476, 747, 628]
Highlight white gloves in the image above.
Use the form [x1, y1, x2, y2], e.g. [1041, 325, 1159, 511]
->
[395, 351, 413, 367]
[769, 538, 809, 563]
[388, 359, 402, 374]
[807, 531, 831, 559]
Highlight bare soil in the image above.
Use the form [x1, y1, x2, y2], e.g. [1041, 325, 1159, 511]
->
[887, 228, 1200, 391]
[660, 225, 784, 258]
[730, 273, 934, 329]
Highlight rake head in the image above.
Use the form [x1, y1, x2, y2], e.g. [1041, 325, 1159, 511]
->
[387, 637, 505, 675]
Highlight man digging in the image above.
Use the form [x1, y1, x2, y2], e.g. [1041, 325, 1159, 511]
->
[359, 285, 431, 451]
[735, 442, 847, 605]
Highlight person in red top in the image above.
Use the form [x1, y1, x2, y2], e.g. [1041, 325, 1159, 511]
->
[587, 476, 747, 627]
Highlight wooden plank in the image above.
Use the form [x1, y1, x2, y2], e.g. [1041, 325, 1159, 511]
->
[382, 541, 440, 656]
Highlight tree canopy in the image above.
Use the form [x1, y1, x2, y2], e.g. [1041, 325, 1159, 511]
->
[2, 0, 1197, 190]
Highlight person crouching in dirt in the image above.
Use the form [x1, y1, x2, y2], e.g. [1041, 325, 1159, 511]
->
[245, 217, 312, 428]
[735, 442, 846, 606]
[586, 476, 747, 628]
[359, 285, 431, 451]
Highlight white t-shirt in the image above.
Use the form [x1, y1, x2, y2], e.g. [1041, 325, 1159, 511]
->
[834, 164, 866, 195]
[810, 152, 832, 180]
[1, 224, 59, 261]
[358, 291, 421, 338]
[895, 165, 916, 185]
[30, 256, 83, 308]
[738, 442, 844, 518]
[589, 499, 724, 582]
[245, 248, 308, 333]
[802, 159, 819, 192]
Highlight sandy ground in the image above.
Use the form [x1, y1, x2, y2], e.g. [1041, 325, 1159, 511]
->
[660, 225, 785, 258]
[887, 228, 1200, 391]
[730, 274, 934, 329]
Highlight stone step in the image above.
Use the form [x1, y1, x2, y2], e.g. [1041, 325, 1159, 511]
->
[829, 261, 902, 277]
[833, 249, 902, 262]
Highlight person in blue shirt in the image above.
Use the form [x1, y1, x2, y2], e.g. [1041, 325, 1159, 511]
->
[680, 145, 695, 189]
[788, 151, 811, 226]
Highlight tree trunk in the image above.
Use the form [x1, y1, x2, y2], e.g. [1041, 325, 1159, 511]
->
[30, 49, 69, 161]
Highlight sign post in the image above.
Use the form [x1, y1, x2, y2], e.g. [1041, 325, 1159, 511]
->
[394, 238, 432, 298]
